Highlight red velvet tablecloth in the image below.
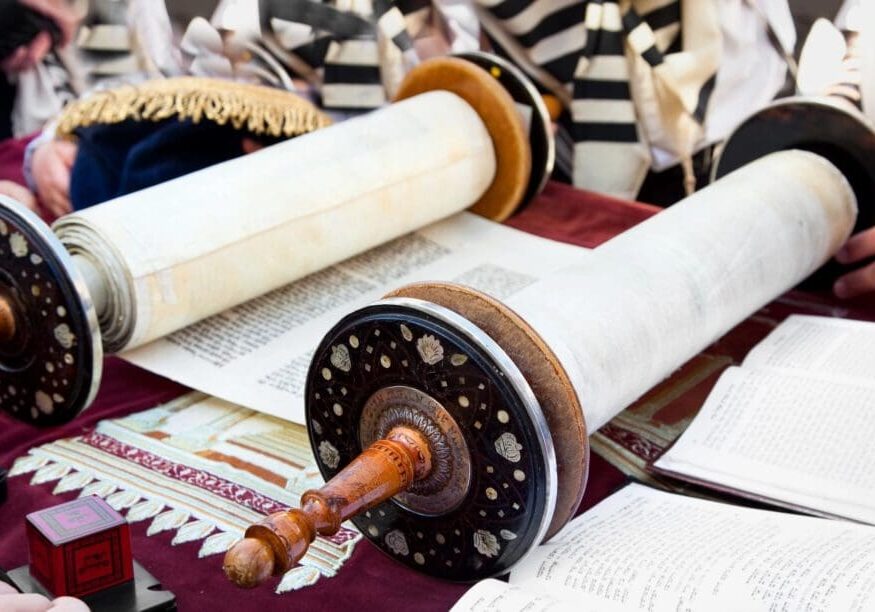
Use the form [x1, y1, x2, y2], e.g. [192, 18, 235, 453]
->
[0, 181, 651, 611]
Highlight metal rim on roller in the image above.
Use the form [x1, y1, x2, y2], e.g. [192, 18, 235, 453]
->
[0, 196, 101, 425]
[304, 297, 557, 581]
[454, 51, 555, 209]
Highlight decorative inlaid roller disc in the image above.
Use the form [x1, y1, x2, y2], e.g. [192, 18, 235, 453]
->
[305, 300, 556, 581]
[0, 196, 100, 425]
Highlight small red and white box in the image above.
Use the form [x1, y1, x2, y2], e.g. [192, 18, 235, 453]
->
[25, 495, 133, 598]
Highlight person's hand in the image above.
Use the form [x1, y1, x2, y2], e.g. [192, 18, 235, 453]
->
[0, 581, 89, 611]
[834, 226, 875, 299]
[0, 180, 39, 213]
[1, 31, 53, 73]
[19, 0, 79, 46]
[1, 0, 80, 73]
[31, 139, 76, 218]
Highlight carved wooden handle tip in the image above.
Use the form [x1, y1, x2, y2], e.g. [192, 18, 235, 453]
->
[223, 537, 276, 588]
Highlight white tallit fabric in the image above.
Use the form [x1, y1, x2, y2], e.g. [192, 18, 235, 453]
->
[860, 0, 875, 123]
[704, 1, 794, 152]
[10, 49, 81, 137]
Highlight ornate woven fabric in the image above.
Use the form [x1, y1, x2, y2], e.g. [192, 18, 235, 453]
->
[10, 392, 362, 595]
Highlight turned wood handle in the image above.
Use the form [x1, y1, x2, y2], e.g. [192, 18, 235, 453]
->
[0, 296, 17, 344]
[223, 426, 432, 588]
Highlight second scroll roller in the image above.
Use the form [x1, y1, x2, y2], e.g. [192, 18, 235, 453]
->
[224, 149, 857, 585]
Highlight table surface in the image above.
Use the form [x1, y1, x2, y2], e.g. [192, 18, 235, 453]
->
[1, 181, 872, 611]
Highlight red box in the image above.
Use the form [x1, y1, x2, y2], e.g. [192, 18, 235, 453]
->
[25, 495, 133, 597]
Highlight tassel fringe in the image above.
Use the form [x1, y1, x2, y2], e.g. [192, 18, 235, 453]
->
[56, 77, 332, 138]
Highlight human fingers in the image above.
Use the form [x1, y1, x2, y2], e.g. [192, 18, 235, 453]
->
[2, 46, 31, 73]
[19, 0, 80, 45]
[0, 582, 19, 595]
[834, 262, 875, 299]
[47, 596, 90, 611]
[835, 227, 875, 264]
[0, 592, 54, 612]
[54, 141, 78, 168]
[43, 184, 71, 218]
[26, 31, 53, 65]
[0, 180, 39, 212]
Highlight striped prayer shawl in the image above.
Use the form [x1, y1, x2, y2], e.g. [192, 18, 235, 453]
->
[477, 0, 720, 199]
[266, 0, 425, 110]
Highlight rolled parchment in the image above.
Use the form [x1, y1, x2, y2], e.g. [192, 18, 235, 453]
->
[509, 150, 857, 431]
[54, 91, 496, 352]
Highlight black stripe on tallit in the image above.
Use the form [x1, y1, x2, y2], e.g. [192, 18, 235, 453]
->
[397, 0, 429, 16]
[571, 121, 638, 142]
[541, 50, 584, 83]
[323, 63, 382, 84]
[290, 36, 332, 70]
[640, 44, 662, 66]
[488, 0, 537, 22]
[642, 1, 679, 31]
[391, 30, 414, 52]
[512, 3, 585, 49]
[622, 10, 663, 66]
[692, 72, 717, 124]
[573, 78, 631, 100]
[372, 0, 391, 18]
[584, 29, 625, 55]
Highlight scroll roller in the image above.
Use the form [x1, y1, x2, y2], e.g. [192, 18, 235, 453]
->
[225, 150, 858, 584]
[0, 53, 553, 425]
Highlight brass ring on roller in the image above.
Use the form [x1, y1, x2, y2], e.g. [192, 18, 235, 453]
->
[395, 57, 532, 222]
[385, 282, 588, 540]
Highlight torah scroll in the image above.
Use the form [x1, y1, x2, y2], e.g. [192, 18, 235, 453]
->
[225, 149, 858, 586]
[54, 91, 496, 352]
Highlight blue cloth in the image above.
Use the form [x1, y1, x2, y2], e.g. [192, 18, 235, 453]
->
[69, 119, 252, 210]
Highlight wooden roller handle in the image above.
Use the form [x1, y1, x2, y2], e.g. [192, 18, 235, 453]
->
[0, 296, 17, 344]
[223, 426, 432, 588]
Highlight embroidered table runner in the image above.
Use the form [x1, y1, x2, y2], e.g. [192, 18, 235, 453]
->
[10, 392, 361, 594]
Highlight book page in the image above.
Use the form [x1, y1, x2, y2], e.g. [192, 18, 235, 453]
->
[122, 213, 589, 424]
[653, 366, 875, 523]
[450, 579, 577, 612]
[742, 314, 875, 383]
[503, 484, 875, 611]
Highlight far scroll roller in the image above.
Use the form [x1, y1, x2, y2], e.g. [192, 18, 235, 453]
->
[0, 53, 553, 425]
[224, 149, 858, 585]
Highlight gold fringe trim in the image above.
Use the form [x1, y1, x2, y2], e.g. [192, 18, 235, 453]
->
[56, 77, 332, 138]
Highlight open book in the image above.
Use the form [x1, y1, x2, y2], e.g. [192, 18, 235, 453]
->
[452, 484, 875, 611]
[652, 314, 875, 524]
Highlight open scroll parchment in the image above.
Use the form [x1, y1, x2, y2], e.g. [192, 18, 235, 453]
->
[122, 213, 589, 424]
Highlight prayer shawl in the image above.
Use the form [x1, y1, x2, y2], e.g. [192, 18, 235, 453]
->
[263, 0, 426, 109]
[476, 0, 721, 199]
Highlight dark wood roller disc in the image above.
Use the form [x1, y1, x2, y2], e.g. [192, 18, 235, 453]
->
[454, 51, 555, 211]
[714, 97, 875, 289]
[0, 196, 100, 425]
[395, 57, 531, 222]
[304, 299, 556, 581]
